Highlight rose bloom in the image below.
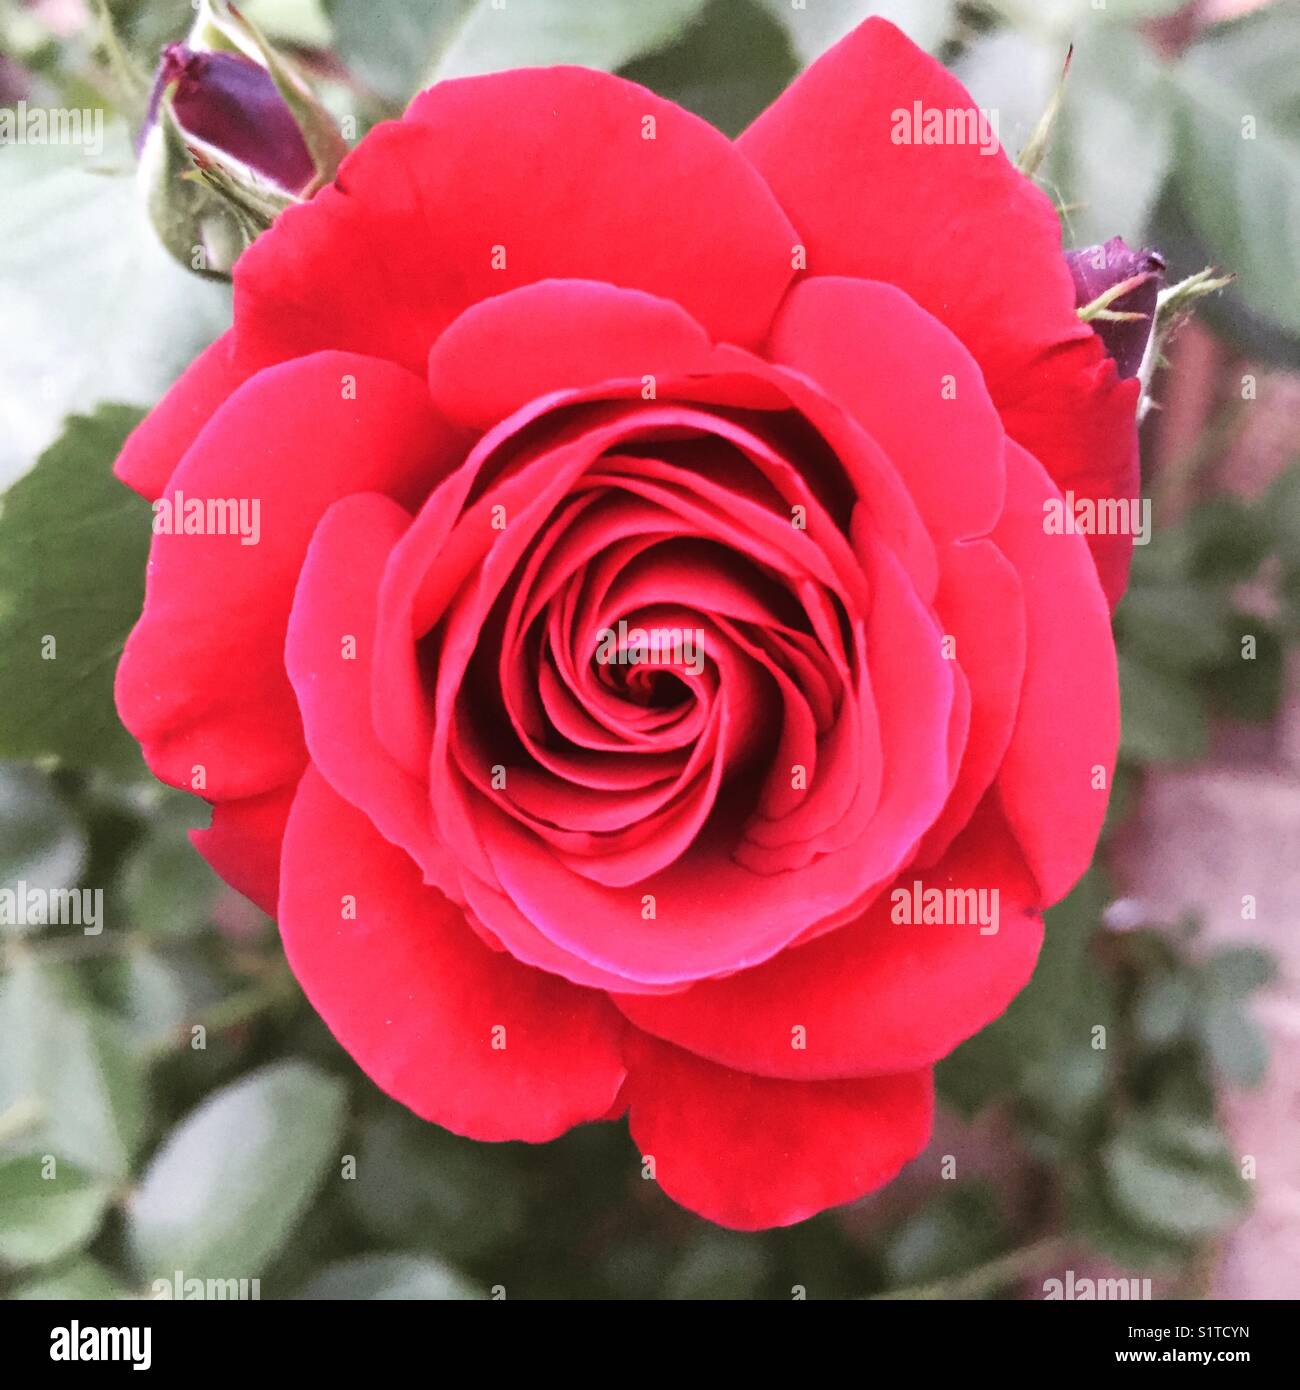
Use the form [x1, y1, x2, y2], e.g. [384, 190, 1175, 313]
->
[116, 20, 1140, 1229]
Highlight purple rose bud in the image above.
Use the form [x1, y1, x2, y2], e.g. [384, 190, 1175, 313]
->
[146, 43, 315, 195]
[1066, 237, 1166, 379]
[136, 0, 346, 279]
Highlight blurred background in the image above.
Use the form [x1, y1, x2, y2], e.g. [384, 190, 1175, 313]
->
[0, 0, 1296, 1300]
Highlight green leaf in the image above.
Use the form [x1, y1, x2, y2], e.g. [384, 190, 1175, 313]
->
[0, 406, 151, 775]
[241, 0, 334, 48]
[119, 799, 223, 938]
[1127, 519, 1198, 587]
[1067, 1165, 1191, 1273]
[1094, 0, 1187, 17]
[1200, 945, 1276, 998]
[1188, 495, 1271, 583]
[954, 29, 1059, 170]
[1048, 25, 1173, 248]
[0, 765, 86, 930]
[1196, 997, 1268, 1088]
[0, 128, 230, 487]
[1203, 621, 1284, 723]
[326, 0, 473, 102]
[1117, 652, 1210, 765]
[1266, 464, 1300, 568]
[1148, 1052, 1218, 1124]
[0, 962, 147, 1179]
[1170, 8, 1300, 338]
[754, 0, 952, 64]
[345, 1106, 525, 1261]
[1144, 184, 1300, 368]
[1133, 971, 1195, 1049]
[1193, 950, 1273, 1089]
[1103, 1115, 1250, 1240]
[664, 1230, 773, 1299]
[125, 1060, 346, 1281]
[1117, 582, 1230, 673]
[0, 1153, 113, 1267]
[883, 1184, 1005, 1289]
[959, 24, 1171, 244]
[938, 871, 1114, 1124]
[428, 0, 710, 85]
[98, 949, 210, 1047]
[988, 0, 1183, 34]
[621, 0, 798, 138]
[295, 1253, 482, 1300]
[10, 1255, 128, 1300]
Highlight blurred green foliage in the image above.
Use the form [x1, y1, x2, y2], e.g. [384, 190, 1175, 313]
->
[1, 0, 1295, 1299]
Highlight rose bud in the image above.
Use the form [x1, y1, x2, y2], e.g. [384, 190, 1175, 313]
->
[152, 44, 316, 193]
[1066, 236, 1166, 380]
[137, 0, 345, 277]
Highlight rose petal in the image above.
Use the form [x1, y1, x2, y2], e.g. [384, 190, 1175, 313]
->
[623, 1030, 933, 1229]
[767, 276, 1005, 541]
[234, 67, 798, 373]
[615, 796, 1042, 1079]
[190, 781, 296, 917]
[739, 17, 1139, 603]
[914, 537, 1026, 865]
[113, 332, 252, 501]
[285, 491, 459, 887]
[115, 352, 456, 800]
[994, 443, 1118, 904]
[278, 766, 627, 1141]
[428, 280, 715, 430]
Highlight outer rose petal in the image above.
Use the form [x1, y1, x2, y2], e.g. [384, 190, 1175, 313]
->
[113, 332, 252, 502]
[285, 491, 460, 887]
[994, 443, 1118, 905]
[996, 358, 1139, 609]
[624, 1032, 933, 1230]
[739, 17, 1139, 604]
[278, 766, 627, 1142]
[115, 352, 456, 801]
[190, 782, 296, 917]
[767, 276, 1005, 541]
[233, 66, 798, 374]
[614, 797, 1042, 1079]
[428, 280, 714, 431]
[914, 538, 1025, 866]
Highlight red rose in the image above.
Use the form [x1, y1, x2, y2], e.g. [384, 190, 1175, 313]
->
[116, 20, 1136, 1229]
